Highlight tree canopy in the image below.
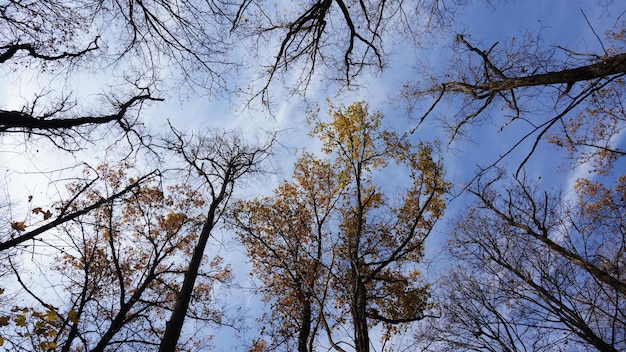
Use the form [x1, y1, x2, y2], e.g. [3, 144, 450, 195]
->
[0, 0, 624, 351]
[232, 102, 448, 351]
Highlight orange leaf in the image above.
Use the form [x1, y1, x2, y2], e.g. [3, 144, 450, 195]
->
[11, 221, 27, 232]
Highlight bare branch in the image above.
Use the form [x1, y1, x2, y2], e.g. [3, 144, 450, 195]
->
[0, 37, 99, 64]
[0, 170, 159, 251]
[0, 93, 163, 133]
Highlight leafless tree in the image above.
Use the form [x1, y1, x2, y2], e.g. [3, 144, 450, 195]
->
[404, 21, 626, 175]
[414, 172, 625, 351]
[231, 0, 463, 101]
[0, 0, 240, 149]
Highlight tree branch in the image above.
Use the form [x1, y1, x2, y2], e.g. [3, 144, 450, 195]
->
[0, 170, 159, 251]
[0, 37, 100, 64]
[0, 94, 163, 133]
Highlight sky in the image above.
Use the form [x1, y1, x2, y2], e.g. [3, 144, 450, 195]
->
[0, 0, 625, 350]
[185, 2, 626, 349]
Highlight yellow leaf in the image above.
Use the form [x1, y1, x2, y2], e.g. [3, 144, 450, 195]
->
[39, 341, 55, 350]
[67, 309, 78, 323]
[14, 314, 26, 327]
[44, 310, 57, 322]
[0, 335, 4, 346]
[11, 221, 27, 232]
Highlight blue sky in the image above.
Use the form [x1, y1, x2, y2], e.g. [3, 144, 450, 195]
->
[0, 0, 625, 350]
[204, 2, 625, 348]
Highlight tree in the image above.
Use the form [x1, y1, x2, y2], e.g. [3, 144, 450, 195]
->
[404, 23, 626, 174]
[394, 8, 626, 351]
[414, 171, 625, 351]
[0, 0, 228, 150]
[158, 128, 271, 352]
[0, 162, 232, 351]
[0, 0, 245, 274]
[0, 0, 459, 252]
[231, 0, 461, 101]
[0, 0, 459, 144]
[232, 153, 345, 352]
[0, 123, 273, 351]
[233, 102, 449, 352]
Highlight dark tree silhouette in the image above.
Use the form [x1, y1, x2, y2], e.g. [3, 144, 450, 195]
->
[413, 172, 625, 352]
[405, 28, 626, 174]
[158, 128, 271, 351]
[232, 0, 458, 100]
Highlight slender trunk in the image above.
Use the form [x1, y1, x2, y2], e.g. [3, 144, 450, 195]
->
[90, 305, 133, 352]
[158, 201, 220, 351]
[90, 283, 152, 352]
[0, 171, 157, 251]
[351, 161, 369, 352]
[297, 293, 312, 352]
[158, 174, 231, 351]
[352, 273, 369, 352]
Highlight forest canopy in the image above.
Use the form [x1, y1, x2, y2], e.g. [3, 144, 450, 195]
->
[0, 0, 624, 351]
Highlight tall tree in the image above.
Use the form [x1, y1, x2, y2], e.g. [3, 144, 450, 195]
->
[414, 171, 626, 351]
[404, 22, 626, 174]
[0, 163, 232, 351]
[232, 153, 345, 352]
[158, 128, 271, 352]
[233, 102, 449, 352]
[401, 8, 626, 351]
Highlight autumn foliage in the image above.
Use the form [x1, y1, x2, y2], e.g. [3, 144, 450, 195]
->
[0, 163, 231, 351]
[232, 102, 449, 351]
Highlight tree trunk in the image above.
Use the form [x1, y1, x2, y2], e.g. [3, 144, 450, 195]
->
[448, 52, 626, 93]
[297, 293, 312, 352]
[0, 94, 158, 132]
[90, 279, 154, 352]
[352, 273, 369, 352]
[158, 176, 231, 351]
